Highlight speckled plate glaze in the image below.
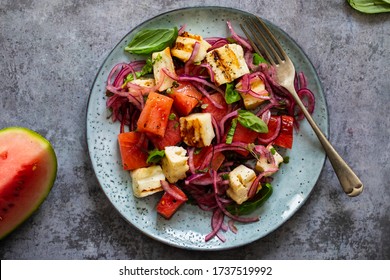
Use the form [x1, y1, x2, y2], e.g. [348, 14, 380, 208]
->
[86, 6, 328, 250]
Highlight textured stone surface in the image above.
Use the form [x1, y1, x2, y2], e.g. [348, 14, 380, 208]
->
[0, 0, 389, 259]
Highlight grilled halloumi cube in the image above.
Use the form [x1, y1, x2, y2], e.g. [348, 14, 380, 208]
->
[236, 76, 270, 110]
[227, 164, 260, 205]
[171, 31, 212, 63]
[255, 145, 283, 176]
[130, 165, 165, 198]
[128, 78, 155, 88]
[205, 43, 250, 86]
[152, 47, 176, 92]
[179, 113, 215, 147]
[161, 146, 189, 183]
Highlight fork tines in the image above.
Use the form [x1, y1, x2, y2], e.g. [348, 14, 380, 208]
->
[240, 16, 287, 66]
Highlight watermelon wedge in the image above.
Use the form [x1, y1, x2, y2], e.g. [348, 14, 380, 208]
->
[0, 127, 57, 239]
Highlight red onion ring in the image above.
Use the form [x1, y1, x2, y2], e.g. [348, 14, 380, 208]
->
[160, 180, 187, 201]
[185, 41, 200, 75]
[226, 21, 252, 51]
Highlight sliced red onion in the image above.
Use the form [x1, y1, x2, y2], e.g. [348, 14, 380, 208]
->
[258, 115, 282, 145]
[186, 174, 221, 186]
[298, 88, 315, 114]
[298, 72, 308, 89]
[261, 110, 271, 125]
[228, 220, 238, 234]
[185, 41, 200, 75]
[178, 24, 187, 35]
[205, 37, 230, 50]
[199, 142, 248, 170]
[205, 208, 226, 242]
[226, 21, 253, 51]
[211, 115, 221, 144]
[107, 63, 127, 87]
[160, 180, 186, 201]
[193, 83, 224, 109]
[247, 89, 271, 100]
[106, 85, 142, 110]
[212, 171, 259, 223]
[219, 110, 238, 136]
[247, 172, 265, 199]
[185, 173, 205, 185]
[198, 63, 215, 83]
[161, 68, 224, 97]
[182, 75, 224, 95]
[187, 147, 196, 174]
[220, 221, 228, 232]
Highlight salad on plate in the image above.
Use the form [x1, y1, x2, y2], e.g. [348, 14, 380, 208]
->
[104, 21, 315, 242]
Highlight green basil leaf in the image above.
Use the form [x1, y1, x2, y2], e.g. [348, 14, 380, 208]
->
[347, 0, 390, 13]
[226, 118, 238, 144]
[227, 183, 273, 215]
[253, 53, 268, 65]
[237, 110, 268, 133]
[225, 83, 241, 104]
[125, 27, 178, 54]
[146, 149, 165, 164]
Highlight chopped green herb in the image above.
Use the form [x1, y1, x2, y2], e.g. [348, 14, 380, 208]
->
[196, 167, 209, 173]
[227, 37, 236, 43]
[122, 57, 154, 86]
[253, 53, 268, 65]
[146, 149, 165, 164]
[226, 118, 238, 144]
[194, 148, 202, 155]
[168, 113, 176, 120]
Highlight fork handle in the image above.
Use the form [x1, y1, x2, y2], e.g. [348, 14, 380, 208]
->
[287, 86, 364, 197]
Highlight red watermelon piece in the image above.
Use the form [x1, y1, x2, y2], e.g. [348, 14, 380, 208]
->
[0, 127, 57, 239]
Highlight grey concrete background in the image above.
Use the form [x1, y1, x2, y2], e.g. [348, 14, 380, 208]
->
[0, 0, 389, 259]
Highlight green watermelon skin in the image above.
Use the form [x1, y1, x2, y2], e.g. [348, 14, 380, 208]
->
[0, 127, 57, 239]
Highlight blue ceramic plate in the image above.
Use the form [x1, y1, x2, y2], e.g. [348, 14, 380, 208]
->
[86, 6, 328, 250]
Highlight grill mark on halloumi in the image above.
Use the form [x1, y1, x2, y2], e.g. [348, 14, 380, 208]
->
[206, 44, 250, 86]
[171, 31, 211, 63]
[210, 47, 238, 83]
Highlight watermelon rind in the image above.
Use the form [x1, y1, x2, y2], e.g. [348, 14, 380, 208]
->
[0, 127, 57, 240]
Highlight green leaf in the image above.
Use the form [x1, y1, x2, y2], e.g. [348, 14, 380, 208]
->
[227, 183, 273, 215]
[253, 53, 268, 65]
[347, 0, 390, 13]
[168, 113, 177, 120]
[123, 57, 154, 85]
[125, 27, 178, 54]
[140, 57, 154, 75]
[237, 110, 268, 133]
[146, 149, 165, 164]
[226, 118, 238, 144]
[225, 83, 241, 104]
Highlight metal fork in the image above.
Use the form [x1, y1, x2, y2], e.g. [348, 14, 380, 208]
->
[241, 16, 363, 197]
